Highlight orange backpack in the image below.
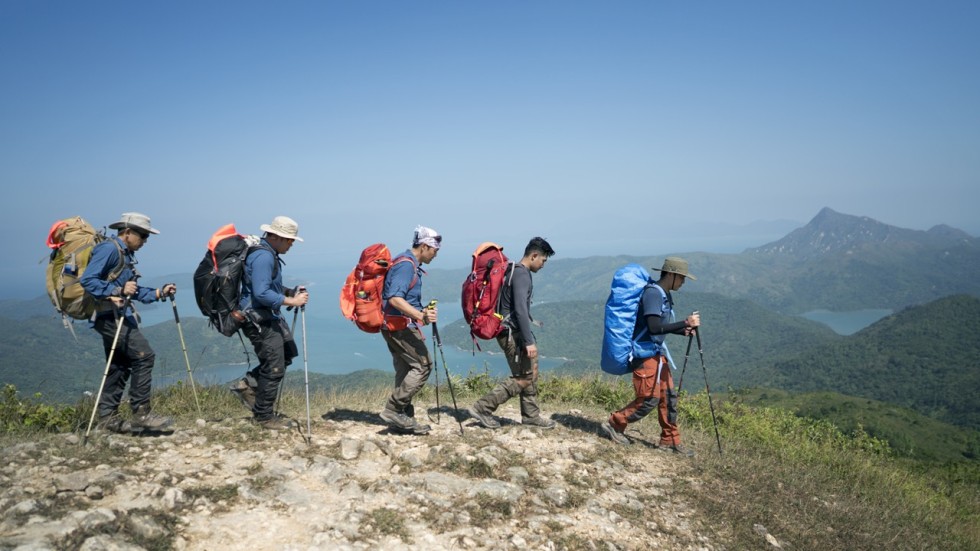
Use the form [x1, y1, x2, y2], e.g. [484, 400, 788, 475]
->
[340, 244, 421, 333]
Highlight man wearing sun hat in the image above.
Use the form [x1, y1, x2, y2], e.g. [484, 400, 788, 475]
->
[81, 212, 177, 434]
[378, 225, 442, 435]
[230, 216, 310, 430]
[600, 256, 701, 455]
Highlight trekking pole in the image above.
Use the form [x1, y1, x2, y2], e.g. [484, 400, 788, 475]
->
[430, 340, 442, 423]
[274, 302, 301, 417]
[677, 311, 698, 393]
[425, 300, 441, 424]
[169, 293, 202, 415]
[428, 300, 464, 436]
[291, 302, 299, 334]
[83, 294, 131, 445]
[695, 327, 723, 455]
[301, 304, 312, 443]
[677, 333, 694, 393]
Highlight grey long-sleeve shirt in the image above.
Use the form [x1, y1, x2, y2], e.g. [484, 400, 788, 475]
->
[500, 263, 535, 346]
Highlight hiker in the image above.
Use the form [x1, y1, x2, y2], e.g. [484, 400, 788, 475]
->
[468, 237, 557, 429]
[600, 256, 700, 455]
[378, 225, 441, 434]
[80, 212, 176, 433]
[230, 216, 309, 430]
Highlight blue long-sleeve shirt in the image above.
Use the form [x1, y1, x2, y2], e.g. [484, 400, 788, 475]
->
[382, 251, 423, 313]
[239, 240, 285, 317]
[80, 236, 157, 323]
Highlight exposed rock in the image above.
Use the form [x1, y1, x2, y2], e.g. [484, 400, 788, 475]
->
[0, 405, 719, 550]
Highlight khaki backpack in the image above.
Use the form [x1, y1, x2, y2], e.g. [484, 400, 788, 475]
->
[45, 217, 124, 330]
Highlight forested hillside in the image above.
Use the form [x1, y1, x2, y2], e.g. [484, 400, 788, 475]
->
[729, 388, 980, 463]
[765, 294, 980, 430]
[0, 315, 245, 404]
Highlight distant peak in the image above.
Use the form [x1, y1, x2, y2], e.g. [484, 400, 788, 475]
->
[809, 207, 864, 224]
[748, 208, 976, 260]
[927, 224, 972, 239]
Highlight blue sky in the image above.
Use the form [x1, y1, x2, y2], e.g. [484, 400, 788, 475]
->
[3, 1, 978, 299]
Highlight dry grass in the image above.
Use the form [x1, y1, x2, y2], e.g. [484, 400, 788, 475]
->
[678, 395, 980, 551]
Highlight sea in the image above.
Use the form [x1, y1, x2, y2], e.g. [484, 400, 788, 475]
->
[138, 299, 565, 388]
[800, 308, 893, 335]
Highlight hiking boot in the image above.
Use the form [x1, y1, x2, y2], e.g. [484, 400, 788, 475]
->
[468, 405, 500, 429]
[96, 413, 131, 434]
[522, 415, 556, 429]
[380, 408, 418, 431]
[404, 404, 415, 419]
[256, 414, 297, 431]
[600, 421, 631, 445]
[661, 443, 695, 457]
[229, 378, 256, 411]
[391, 422, 431, 435]
[131, 406, 174, 432]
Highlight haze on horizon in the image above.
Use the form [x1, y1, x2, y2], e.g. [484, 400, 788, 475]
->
[3, 1, 978, 299]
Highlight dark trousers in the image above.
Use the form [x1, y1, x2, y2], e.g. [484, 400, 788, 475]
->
[242, 317, 296, 420]
[94, 316, 156, 417]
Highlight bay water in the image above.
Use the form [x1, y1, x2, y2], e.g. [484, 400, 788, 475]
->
[800, 308, 892, 335]
[140, 299, 563, 388]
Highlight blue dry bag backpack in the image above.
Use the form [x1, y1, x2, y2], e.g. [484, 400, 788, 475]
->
[600, 263, 659, 375]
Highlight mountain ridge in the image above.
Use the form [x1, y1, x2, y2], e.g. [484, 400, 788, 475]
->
[747, 206, 978, 259]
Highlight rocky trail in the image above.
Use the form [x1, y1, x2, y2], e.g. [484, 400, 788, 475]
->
[1, 402, 723, 550]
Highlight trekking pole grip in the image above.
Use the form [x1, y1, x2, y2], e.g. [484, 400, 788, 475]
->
[426, 300, 440, 342]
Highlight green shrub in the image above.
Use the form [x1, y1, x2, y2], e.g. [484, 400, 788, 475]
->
[0, 384, 79, 433]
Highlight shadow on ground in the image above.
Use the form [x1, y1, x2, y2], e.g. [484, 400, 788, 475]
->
[551, 412, 661, 449]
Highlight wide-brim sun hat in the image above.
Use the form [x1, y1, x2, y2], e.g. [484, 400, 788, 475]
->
[260, 216, 303, 242]
[653, 256, 696, 280]
[108, 212, 159, 235]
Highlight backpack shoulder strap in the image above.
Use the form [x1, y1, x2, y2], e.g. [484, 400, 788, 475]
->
[106, 238, 126, 282]
[390, 254, 419, 288]
[246, 241, 281, 278]
[496, 260, 518, 311]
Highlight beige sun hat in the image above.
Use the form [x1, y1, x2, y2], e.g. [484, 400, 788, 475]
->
[653, 256, 696, 280]
[108, 212, 159, 235]
[260, 216, 303, 242]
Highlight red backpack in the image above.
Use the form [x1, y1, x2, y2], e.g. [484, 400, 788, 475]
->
[340, 244, 418, 333]
[461, 242, 515, 343]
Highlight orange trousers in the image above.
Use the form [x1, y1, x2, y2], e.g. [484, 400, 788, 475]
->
[609, 355, 681, 446]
